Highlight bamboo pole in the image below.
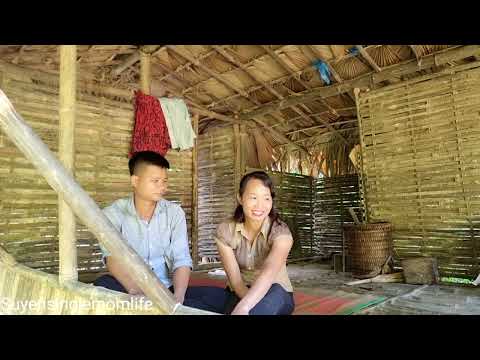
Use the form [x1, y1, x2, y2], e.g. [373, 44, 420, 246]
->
[191, 114, 199, 270]
[234, 124, 241, 189]
[58, 45, 78, 283]
[140, 51, 151, 95]
[0, 90, 177, 313]
[112, 45, 161, 77]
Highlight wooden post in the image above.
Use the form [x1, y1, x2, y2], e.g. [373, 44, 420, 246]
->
[58, 45, 78, 283]
[140, 51, 151, 95]
[191, 114, 199, 270]
[0, 90, 177, 313]
[239, 125, 247, 178]
[233, 124, 241, 190]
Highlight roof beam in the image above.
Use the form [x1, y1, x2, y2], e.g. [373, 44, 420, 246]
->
[166, 45, 250, 98]
[112, 45, 161, 77]
[238, 45, 480, 123]
[260, 45, 349, 144]
[285, 118, 358, 135]
[150, 62, 243, 125]
[212, 45, 319, 131]
[355, 45, 382, 72]
[305, 45, 343, 83]
[260, 45, 339, 117]
[166, 45, 292, 135]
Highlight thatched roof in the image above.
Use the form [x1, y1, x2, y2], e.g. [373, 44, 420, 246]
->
[0, 45, 477, 176]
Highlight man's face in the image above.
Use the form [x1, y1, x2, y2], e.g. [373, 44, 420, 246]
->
[131, 164, 168, 202]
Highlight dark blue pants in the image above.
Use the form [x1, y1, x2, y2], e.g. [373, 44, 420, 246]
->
[93, 274, 219, 310]
[94, 275, 294, 315]
[182, 283, 295, 315]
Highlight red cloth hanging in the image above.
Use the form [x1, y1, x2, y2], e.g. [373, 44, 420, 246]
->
[129, 90, 171, 158]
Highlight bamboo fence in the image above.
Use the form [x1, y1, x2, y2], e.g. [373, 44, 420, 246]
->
[313, 174, 362, 256]
[357, 61, 480, 279]
[197, 126, 236, 262]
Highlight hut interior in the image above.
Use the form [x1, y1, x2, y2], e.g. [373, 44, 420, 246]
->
[0, 45, 479, 315]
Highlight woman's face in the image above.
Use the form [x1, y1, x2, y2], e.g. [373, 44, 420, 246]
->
[239, 178, 273, 223]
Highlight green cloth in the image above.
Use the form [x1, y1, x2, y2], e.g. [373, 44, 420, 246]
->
[159, 97, 196, 150]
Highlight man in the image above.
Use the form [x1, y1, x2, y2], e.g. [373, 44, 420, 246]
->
[94, 151, 192, 305]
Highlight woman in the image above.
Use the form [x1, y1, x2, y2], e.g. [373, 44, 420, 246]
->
[188, 171, 295, 315]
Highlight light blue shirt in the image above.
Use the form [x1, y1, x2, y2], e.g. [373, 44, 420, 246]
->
[100, 196, 193, 289]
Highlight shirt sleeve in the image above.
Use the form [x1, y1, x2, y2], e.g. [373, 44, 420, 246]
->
[269, 221, 294, 244]
[214, 221, 234, 249]
[169, 206, 193, 271]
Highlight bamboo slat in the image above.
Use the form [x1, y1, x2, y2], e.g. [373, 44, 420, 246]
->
[197, 127, 236, 261]
[313, 175, 362, 256]
[357, 62, 480, 279]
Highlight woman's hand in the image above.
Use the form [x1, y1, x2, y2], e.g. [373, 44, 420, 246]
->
[231, 303, 250, 315]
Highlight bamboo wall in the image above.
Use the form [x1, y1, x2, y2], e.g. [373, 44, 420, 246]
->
[0, 64, 193, 278]
[313, 174, 362, 256]
[197, 126, 236, 263]
[357, 61, 480, 279]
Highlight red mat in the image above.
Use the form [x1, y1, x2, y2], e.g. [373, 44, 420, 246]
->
[188, 275, 385, 315]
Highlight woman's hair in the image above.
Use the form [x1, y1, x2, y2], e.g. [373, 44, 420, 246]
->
[233, 171, 280, 227]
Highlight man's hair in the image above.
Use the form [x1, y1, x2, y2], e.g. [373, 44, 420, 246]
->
[128, 151, 170, 176]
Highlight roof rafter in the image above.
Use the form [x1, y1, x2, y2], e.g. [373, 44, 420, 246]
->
[355, 45, 382, 72]
[237, 45, 480, 123]
[165, 46, 310, 156]
[212, 45, 319, 132]
[112, 45, 161, 77]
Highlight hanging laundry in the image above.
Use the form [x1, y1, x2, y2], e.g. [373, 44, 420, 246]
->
[159, 97, 196, 150]
[130, 91, 171, 157]
[312, 59, 331, 85]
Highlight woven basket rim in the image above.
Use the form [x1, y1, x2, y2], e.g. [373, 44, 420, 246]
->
[343, 222, 392, 230]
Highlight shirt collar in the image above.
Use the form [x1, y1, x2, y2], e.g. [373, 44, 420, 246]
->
[235, 216, 271, 240]
[128, 194, 167, 218]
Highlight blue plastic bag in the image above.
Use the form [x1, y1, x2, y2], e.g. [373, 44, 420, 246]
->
[312, 59, 331, 85]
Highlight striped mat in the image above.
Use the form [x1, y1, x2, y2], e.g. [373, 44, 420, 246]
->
[188, 275, 385, 315]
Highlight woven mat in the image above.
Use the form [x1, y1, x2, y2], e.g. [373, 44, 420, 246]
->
[189, 274, 385, 315]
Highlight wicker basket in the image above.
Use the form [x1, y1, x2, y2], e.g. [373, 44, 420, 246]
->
[343, 222, 393, 279]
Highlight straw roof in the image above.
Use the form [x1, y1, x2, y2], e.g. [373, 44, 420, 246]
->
[0, 44, 476, 176]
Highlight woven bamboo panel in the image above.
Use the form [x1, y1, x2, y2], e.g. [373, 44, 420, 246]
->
[0, 67, 193, 277]
[357, 61, 480, 279]
[244, 168, 314, 259]
[313, 174, 362, 256]
[197, 127, 236, 262]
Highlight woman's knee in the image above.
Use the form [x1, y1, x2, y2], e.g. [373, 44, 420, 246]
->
[249, 284, 295, 315]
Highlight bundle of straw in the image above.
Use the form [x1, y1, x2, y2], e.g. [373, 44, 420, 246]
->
[252, 129, 275, 168]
